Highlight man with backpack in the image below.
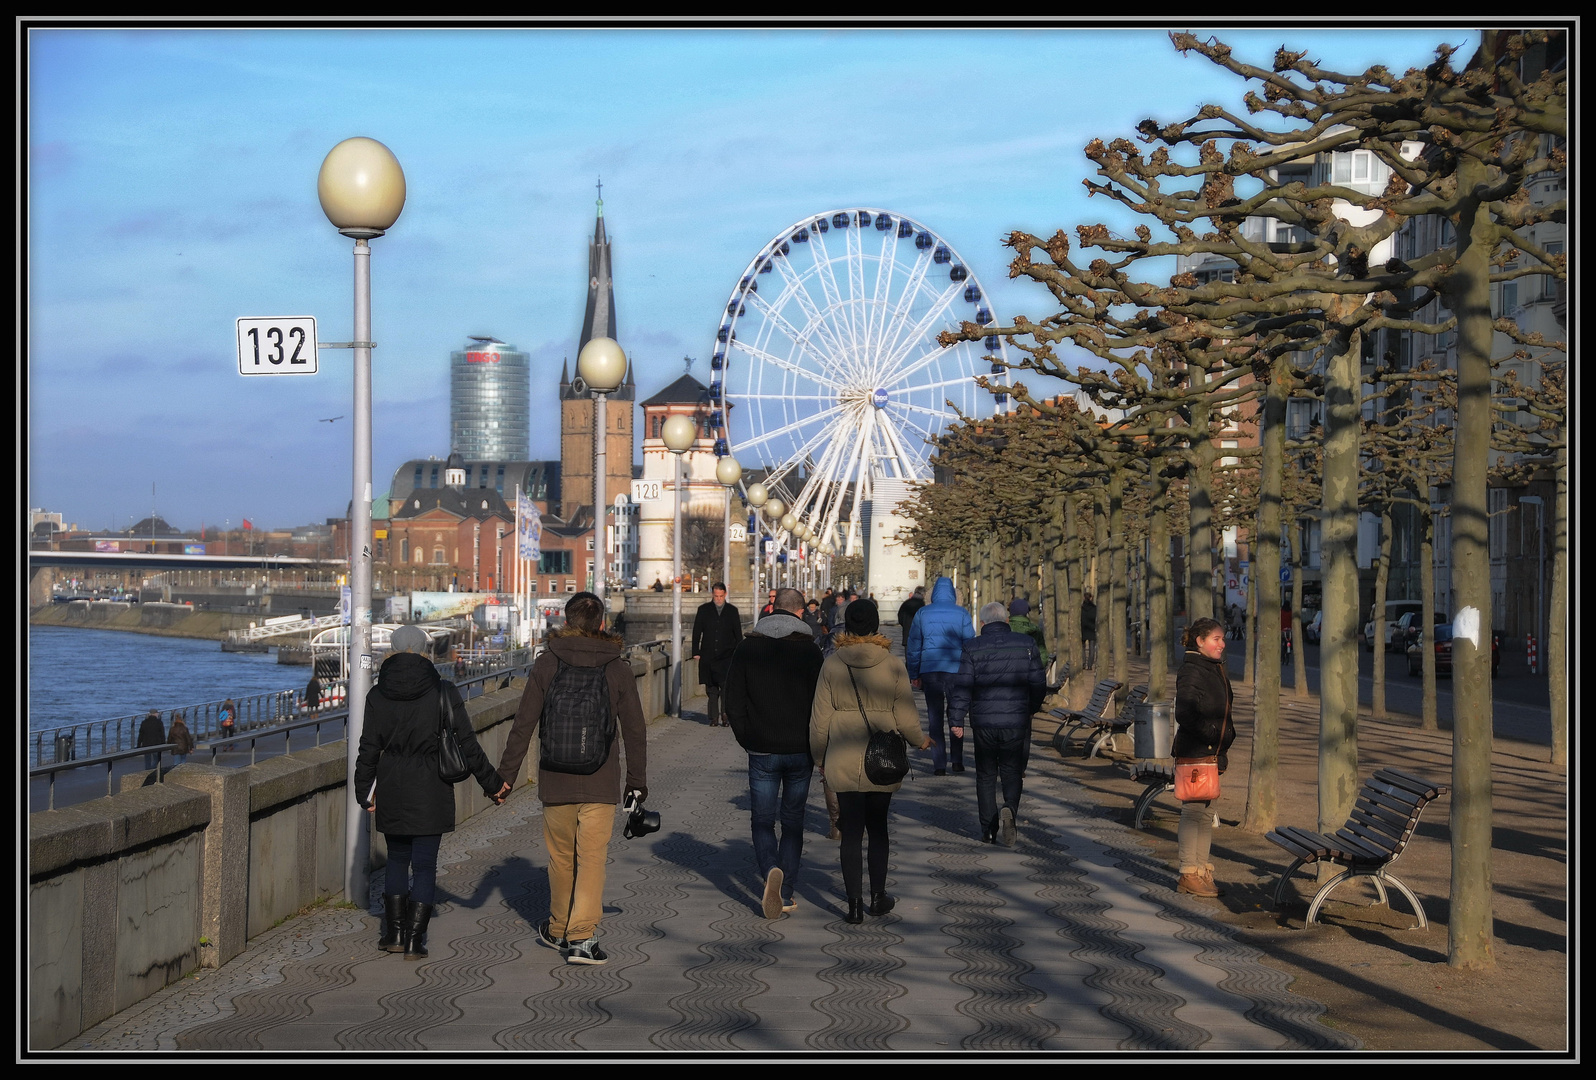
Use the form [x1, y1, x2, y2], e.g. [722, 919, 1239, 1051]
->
[496, 592, 647, 966]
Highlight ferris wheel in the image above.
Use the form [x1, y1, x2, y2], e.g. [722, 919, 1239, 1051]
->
[710, 208, 1006, 557]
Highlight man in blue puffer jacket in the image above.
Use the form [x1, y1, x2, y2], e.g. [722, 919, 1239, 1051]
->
[905, 576, 975, 775]
[949, 602, 1047, 846]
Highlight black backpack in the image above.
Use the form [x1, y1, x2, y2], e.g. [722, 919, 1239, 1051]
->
[538, 655, 616, 775]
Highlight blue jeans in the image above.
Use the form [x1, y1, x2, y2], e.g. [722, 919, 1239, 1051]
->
[384, 833, 443, 905]
[973, 726, 1030, 838]
[920, 671, 964, 772]
[748, 753, 812, 899]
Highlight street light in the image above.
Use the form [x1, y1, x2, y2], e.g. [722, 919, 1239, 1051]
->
[716, 455, 741, 593]
[1519, 494, 1544, 673]
[319, 136, 405, 906]
[577, 337, 628, 604]
[746, 482, 767, 605]
[662, 413, 697, 714]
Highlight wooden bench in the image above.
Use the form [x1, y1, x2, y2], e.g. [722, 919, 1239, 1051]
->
[1048, 678, 1122, 754]
[1266, 767, 1449, 928]
[1122, 756, 1219, 831]
[1080, 683, 1148, 759]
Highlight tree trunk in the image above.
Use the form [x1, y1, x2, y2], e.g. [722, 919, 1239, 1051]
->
[1291, 516, 1308, 699]
[1108, 471, 1129, 695]
[1318, 324, 1363, 854]
[1064, 495, 1083, 680]
[1095, 500, 1109, 674]
[1369, 506, 1394, 720]
[1149, 472, 1171, 700]
[1244, 357, 1286, 834]
[1420, 508, 1439, 731]
[1244, 555, 1258, 686]
[1189, 376, 1216, 621]
[1548, 445, 1566, 768]
[1446, 162, 1496, 970]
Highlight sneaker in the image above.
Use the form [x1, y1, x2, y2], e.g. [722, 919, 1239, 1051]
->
[950, 762, 966, 773]
[762, 868, 785, 919]
[781, 895, 798, 913]
[535, 919, 569, 954]
[999, 807, 1016, 847]
[565, 936, 608, 965]
[934, 769, 947, 776]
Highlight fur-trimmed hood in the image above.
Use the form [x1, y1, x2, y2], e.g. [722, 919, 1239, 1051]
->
[546, 625, 626, 667]
[832, 632, 893, 667]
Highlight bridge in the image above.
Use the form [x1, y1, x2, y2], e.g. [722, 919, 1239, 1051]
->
[29, 550, 343, 572]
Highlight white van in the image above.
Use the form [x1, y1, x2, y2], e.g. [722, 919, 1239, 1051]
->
[1363, 601, 1425, 652]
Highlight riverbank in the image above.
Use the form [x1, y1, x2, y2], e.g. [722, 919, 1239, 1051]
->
[30, 601, 258, 641]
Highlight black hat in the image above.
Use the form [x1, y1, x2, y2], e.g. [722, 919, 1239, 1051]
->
[844, 597, 880, 636]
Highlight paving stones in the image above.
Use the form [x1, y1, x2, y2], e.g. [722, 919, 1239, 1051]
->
[72, 691, 1356, 1053]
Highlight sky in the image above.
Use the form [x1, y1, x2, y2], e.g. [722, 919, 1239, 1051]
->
[23, 23, 1479, 533]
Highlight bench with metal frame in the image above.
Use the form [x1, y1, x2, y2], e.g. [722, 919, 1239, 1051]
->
[1122, 756, 1221, 830]
[1048, 678, 1122, 754]
[1079, 683, 1149, 759]
[1266, 767, 1448, 928]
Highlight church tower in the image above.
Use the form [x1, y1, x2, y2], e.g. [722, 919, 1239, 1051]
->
[560, 183, 637, 522]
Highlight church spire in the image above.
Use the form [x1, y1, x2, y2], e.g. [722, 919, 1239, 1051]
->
[579, 178, 618, 350]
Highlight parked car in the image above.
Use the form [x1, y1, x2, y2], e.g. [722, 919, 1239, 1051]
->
[1395, 610, 1447, 652]
[1363, 601, 1425, 652]
[1303, 609, 1323, 645]
[1406, 624, 1500, 677]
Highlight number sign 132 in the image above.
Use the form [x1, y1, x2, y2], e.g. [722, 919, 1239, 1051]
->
[237, 317, 318, 376]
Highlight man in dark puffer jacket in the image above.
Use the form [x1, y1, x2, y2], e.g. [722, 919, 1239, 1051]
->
[724, 586, 826, 918]
[949, 602, 1047, 847]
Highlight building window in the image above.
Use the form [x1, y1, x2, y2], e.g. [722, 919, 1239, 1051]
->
[496, 464, 505, 494]
[400, 537, 409, 563]
[586, 536, 595, 551]
[538, 550, 571, 575]
[433, 547, 446, 564]
[565, 580, 576, 593]
[430, 465, 439, 488]
[1542, 242, 1563, 300]
[414, 465, 423, 491]
[1489, 489, 1507, 560]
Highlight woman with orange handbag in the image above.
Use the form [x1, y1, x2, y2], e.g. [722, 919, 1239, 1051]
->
[1172, 617, 1235, 898]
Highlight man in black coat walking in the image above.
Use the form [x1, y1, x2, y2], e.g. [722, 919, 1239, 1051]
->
[896, 586, 926, 651]
[692, 581, 743, 727]
[724, 587, 825, 918]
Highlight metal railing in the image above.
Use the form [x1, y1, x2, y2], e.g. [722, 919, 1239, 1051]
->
[229, 613, 347, 642]
[29, 656, 535, 781]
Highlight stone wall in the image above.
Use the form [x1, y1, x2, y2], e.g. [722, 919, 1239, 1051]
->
[28, 647, 689, 1049]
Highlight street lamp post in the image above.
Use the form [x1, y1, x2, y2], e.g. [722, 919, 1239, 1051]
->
[662, 413, 697, 714]
[716, 455, 741, 593]
[746, 482, 768, 611]
[318, 136, 405, 906]
[1519, 494, 1544, 673]
[577, 337, 628, 604]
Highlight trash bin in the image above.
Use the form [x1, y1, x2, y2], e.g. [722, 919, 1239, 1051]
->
[1133, 701, 1173, 760]
[54, 732, 76, 763]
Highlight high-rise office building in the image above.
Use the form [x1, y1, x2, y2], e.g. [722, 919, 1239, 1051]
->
[450, 336, 530, 461]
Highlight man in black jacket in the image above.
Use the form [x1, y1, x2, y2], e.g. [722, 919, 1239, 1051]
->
[724, 587, 825, 919]
[896, 586, 926, 651]
[692, 582, 743, 727]
[949, 602, 1047, 847]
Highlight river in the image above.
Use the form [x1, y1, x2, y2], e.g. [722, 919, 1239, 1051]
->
[27, 625, 310, 733]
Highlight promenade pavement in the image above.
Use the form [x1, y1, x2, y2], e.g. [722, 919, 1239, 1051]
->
[67, 678, 1358, 1054]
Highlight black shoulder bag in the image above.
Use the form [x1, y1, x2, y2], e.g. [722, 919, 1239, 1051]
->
[437, 682, 471, 784]
[849, 666, 908, 786]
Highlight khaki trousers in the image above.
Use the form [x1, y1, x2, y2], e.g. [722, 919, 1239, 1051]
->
[544, 802, 615, 943]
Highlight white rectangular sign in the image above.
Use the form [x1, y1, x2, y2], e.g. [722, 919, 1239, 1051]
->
[630, 479, 664, 504]
[237, 317, 318, 375]
[729, 523, 748, 543]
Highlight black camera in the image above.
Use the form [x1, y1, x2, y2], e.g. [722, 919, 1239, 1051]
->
[623, 789, 660, 839]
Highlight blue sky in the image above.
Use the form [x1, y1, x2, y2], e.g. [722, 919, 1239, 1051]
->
[24, 25, 1477, 532]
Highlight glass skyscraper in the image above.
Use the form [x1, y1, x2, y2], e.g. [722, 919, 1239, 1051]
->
[450, 336, 530, 460]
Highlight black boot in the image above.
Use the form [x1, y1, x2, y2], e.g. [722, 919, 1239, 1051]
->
[378, 893, 408, 953]
[403, 901, 434, 960]
[868, 892, 895, 916]
[845, 897, 865, 924]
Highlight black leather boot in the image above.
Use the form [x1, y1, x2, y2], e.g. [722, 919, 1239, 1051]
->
[868, 893, 895, 916]
[845, 897, 865, 924]
[378, 893, 408, 952]
[403, 901, 434, 960]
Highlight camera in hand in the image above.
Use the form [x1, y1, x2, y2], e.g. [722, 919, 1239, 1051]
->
[623, 789, 660, 839]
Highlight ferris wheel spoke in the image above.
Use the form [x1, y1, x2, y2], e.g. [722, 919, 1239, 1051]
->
[735, 405, 848, 465]
[878, 412, 932, 479]
[732, 341, 843, 392]
[742, 287, 844, 379]
[769, 254, 853, 370]
[877, 279, 965, 377]
[883, 345, 974, 392]
[863, 229, 901, 371]
[877, 250, 936, 370]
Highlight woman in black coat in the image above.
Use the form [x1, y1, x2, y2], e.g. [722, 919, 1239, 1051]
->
[355, 625, 504, 959]
[1172, 616, 1236, 898]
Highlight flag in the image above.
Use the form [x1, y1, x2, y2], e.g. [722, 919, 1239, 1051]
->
[517, 488, 541, 562]
[242, 518, 254, 530]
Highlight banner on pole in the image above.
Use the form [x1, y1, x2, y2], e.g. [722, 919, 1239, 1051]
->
[517, 488, 542, 561]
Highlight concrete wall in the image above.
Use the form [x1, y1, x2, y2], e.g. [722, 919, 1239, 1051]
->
[29, 650, 687, 1049]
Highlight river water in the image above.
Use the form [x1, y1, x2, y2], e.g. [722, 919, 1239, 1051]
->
[27, 626, 309, 734]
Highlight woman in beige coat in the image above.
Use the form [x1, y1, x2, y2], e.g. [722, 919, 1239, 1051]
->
[810, 599, 931, 923]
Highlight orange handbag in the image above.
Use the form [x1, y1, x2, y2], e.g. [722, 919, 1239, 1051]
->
[1174, 756, 1220, 802]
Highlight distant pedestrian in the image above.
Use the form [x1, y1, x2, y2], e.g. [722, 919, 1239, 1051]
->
[218, 699, 238, 749]
[356, 624, 506, 960]
[725, 587, 825, 918]
[651, 577, 665, 592]
[819, 588, 838, 626]
[496, 592, 648, 966]
[761, 588, 777, 617]
[950, 603, 1047, 846]
[904, 576, 975, 775]
[810, 599, 931, 923]
[1007, 596, 1049, 665]
[1226, 603, 1244, 641]
[896, 586, 926, 650]
[830, 589, 858, 635]
[168, 712, 194, 765]
[692, 582, 743, 727]
[1172, 617, 1235, 899]
[304, 674, 323, 716]
[803, 598, 829, 648]
[1080, 596, 1098, 669]
[138, 709, 166, 769]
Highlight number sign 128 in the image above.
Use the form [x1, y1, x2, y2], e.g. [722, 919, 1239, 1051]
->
[237, 317, 319, 376]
